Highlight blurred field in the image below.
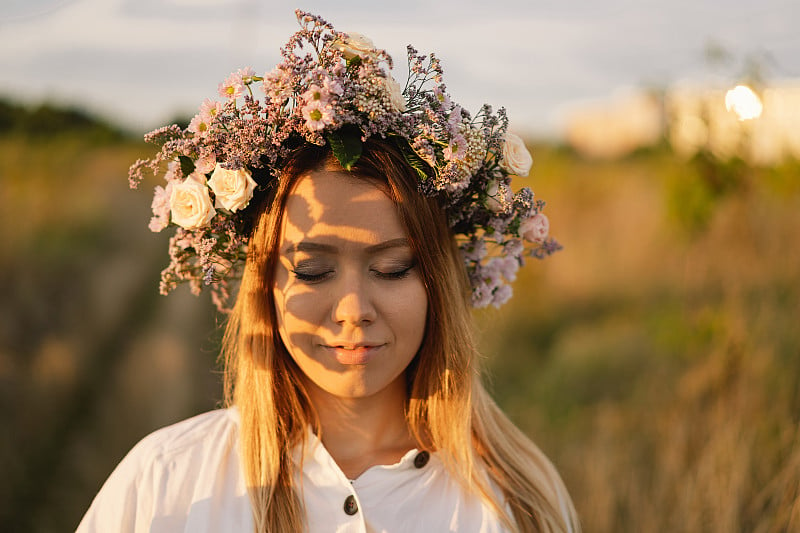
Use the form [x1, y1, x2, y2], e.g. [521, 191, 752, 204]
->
[482, 146, 800, 532]
[1, 103, 798, 532]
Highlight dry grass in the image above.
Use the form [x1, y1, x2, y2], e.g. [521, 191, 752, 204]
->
[480, 147, 800, 532]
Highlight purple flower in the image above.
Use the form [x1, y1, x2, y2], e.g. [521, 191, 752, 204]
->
[504, 238, 524, 257]
[461, 238, 487, 262]
[491, 284, 513, 308]
[471, 281, 494, 308]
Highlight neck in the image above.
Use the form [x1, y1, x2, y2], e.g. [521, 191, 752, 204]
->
[306, 374, 416, 479]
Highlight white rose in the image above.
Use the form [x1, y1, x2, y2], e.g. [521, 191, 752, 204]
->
[519, 213, 549, 243]
[331, 32, 379, 60]
[500, 132, 533, 177]
[382, 75, 407, 112]
[208, 163, 257, 212]
[169, 173, 216, 229]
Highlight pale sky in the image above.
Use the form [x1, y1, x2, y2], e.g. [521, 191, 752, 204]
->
[1, 0, 797, 138]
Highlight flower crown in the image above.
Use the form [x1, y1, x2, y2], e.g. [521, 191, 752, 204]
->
[128, 10, 560, 312]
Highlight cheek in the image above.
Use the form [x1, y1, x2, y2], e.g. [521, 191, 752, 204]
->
[272, 280, 328, 358]
[389, 281, 428, 344]
[273, 264, 305, 330]
[272, 267, 299, 352]
[282, 289, 328, 329]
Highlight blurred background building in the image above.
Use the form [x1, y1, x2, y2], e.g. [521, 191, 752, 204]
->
[565, 81, 800, 165]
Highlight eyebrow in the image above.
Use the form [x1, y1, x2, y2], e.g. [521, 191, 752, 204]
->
[283, 237, 410, 255]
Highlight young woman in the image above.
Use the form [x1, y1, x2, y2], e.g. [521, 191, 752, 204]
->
[78, 11, 578, 533]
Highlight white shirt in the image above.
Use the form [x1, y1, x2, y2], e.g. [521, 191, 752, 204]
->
[76, 409, 509, 532]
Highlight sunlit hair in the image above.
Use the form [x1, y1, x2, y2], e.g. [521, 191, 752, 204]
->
[222, 139, 579, 532]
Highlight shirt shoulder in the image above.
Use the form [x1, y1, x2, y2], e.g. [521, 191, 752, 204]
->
[129, 408, 240, 462]
[76, 409, 251, 533]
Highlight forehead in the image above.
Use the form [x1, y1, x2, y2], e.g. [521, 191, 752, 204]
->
[280, 170, 407, 246]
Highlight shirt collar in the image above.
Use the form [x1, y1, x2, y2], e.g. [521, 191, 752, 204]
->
[293, 427, 430, 482]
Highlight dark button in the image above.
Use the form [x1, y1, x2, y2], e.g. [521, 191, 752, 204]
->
[413, 450, 430, 469]
[343, 494, 358, 515]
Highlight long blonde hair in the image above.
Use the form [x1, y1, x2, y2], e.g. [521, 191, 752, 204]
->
[222, 140, 580, 532]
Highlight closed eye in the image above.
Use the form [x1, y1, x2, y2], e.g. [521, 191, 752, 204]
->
[372, 265, 414, 280]
[291, 269, 334, 283]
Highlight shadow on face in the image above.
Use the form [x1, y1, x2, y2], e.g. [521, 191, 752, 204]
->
[270, 170, 429, 400]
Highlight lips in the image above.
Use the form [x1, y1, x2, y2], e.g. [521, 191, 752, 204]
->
[322, 342, 385, 365]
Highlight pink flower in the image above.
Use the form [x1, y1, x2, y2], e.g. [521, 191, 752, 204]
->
[237, 66, 256, 84]
[323, 77, 344, 96]
[302, 84, 330, 105]
[443, 134, 467, 161]
[448, 105, 463, 129]
[218, 72, 244, 99]
[302, 100, 333, 131]
[195, 154, 217, 175]
[519, 213, 549, 243]
[199, 98, 222, 122]
[149, 181, 174, 232]
[433, 86, 451, 109]
[188, 114, 210, 136]
[262, 65, 293, 101]
[164, 160, 181, 181]
[188, 98, 222, 137]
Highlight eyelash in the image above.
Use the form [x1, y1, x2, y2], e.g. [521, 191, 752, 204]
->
[373, 265, 413, 280]
[291, 265, 413, 283]
[291, 270, 333, 283]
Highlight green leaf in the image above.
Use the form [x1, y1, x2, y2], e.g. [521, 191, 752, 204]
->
[391, 134, 433, 181]
[402, 148, 431, 181]
[179, 155, 195, 177]
[327, 125, 363, 171]
[346, 55, 363, 69]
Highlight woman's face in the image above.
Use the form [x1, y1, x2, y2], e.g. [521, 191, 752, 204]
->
[272, 170, 428, 400]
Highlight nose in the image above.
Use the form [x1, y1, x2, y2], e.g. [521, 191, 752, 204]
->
[331, 275, 377, 326]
